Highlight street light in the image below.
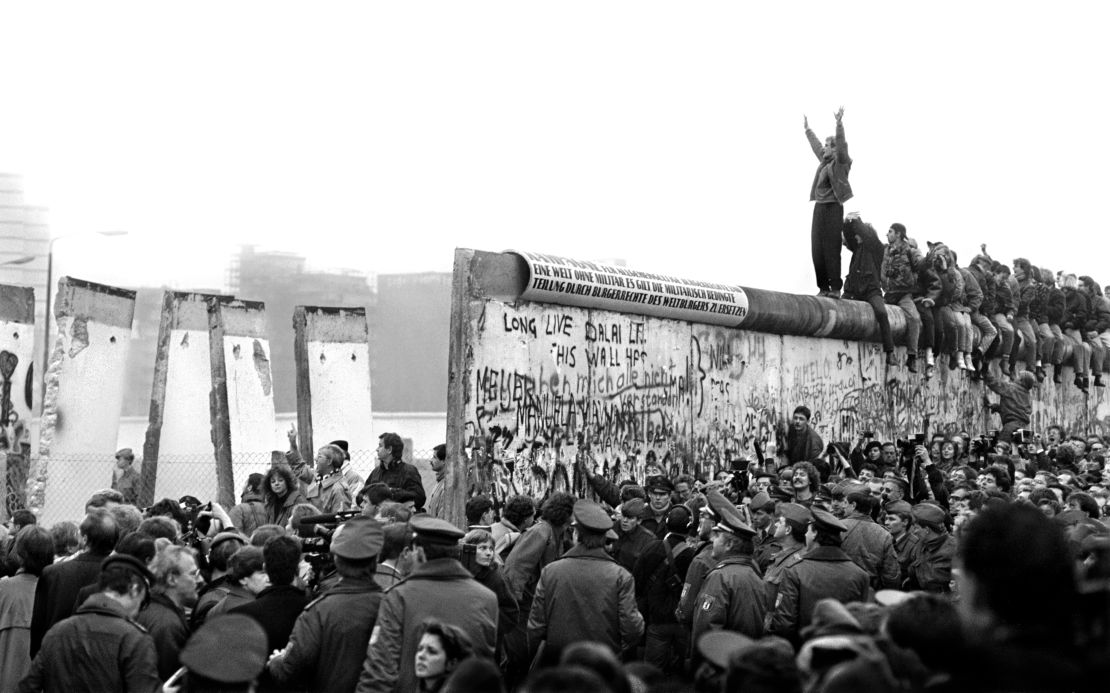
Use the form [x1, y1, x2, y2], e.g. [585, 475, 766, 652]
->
[41, 230, 129, 402]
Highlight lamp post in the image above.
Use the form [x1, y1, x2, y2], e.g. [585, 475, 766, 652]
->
[40, 231, 129, 402]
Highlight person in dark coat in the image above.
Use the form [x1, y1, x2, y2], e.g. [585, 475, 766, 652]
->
[631, 505, 695, 675]
[461, 528, 519, 654]
[29, 508, 117, 657]
[842, 213, 895, 365]
[136, 544, 201, 680]
[805, 107, 853, 298]
[357, 517, 498, 693]
[366, 432, 426, 511]
[1062, 273, 1094, 391]
[881, 223, 924, 372]
[984, 370, 1035, 443]
[20, 555, 160, 693]
[690, 495, 768, 645]
[768, 508, 870, 645]
[612, 498, 656, 574]
[782, 406, 824, 466]
[190, 530, 247, 628]
[527, 500, 644, 663]
[912, 237, 943, 373]
[839, 492, 899, 590]
[229, 535, 309, 653]
[269, 518, 385, 693]
[902, 504, 955, 593]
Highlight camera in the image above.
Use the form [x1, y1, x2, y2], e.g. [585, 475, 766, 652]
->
[1013, 429, 1034, 445]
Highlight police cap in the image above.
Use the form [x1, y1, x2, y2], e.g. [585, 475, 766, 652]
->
[778, 502, 812, 530]
[619, 498, 646, 520]
[646, 475, 675, 494]
[330, 517, 385, 559]
[769, 487, 794, 502]
[115, 448, 134, 460]
[697, 630, 754, 670]
[706, 490, 755, 537]
[748, 491, 774, 513]
[181, 615, 267, 683]
[572, 499, 613, 532]
[811, 507, 848, 534]
[410, 516, 465, 546]
[884, 500, 913, 517]
[911, 503, 947, 529]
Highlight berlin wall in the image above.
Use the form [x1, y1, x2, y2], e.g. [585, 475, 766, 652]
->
[0, 284, 35, 521]
[293, 306, 373, 461]
[445, 248, 1110, 529]
[33, 277, 136, 524]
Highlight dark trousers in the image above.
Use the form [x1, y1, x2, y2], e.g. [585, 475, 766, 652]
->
[861, 291, 895, 353]
[811, 201, 844, 292]
[915, 300, 936, 351]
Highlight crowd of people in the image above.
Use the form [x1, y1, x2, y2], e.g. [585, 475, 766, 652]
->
[807, 109, 1110, 390]
[0, 413, 1107, 693]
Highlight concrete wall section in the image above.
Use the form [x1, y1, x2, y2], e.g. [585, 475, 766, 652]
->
[33, 277, 135, 523]
[449, 249, 1110, 523]
[209, 299, 278, 500]
[0, 284, 35, 520]
[144, 292, 226, 504]
[293, 306, 372, 459]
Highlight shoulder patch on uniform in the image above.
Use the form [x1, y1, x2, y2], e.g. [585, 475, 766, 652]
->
[701, 595, 715, 611]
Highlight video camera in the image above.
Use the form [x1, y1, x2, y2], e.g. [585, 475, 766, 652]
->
[895, 433, 927, 457]
[1012, 429, 1035, 446]
[295, 509, 362, 591]
[971, 431, 999, 459]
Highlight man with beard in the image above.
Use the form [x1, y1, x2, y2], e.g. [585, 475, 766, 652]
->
[137, 545, 202, 680]
[791, 461, 821, 506]
[783, 407, 824, 466]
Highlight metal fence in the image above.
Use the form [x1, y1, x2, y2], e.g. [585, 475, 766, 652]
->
[3, 448, 439, 525]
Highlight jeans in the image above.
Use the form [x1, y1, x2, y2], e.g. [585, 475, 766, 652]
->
[811, 202, 844, 292]
[992, 313, 1015, 361]
[916, 300, 936, 352]
[1014, 317, 1038, 368]
[939, 306, 972, 353]
[1064, 328, 1091, 374]
[1036, 322, 1056, 365]
[970, 311, 998, 354]
[644, 623, 690, 675]
[886, 292, 921, 357]
[863, 291, 894, 353]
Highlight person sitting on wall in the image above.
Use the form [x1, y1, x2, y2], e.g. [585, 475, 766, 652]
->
[781, 406, 824, 468]
[842, 213, 896, 368]
[367, 433, 427, 512]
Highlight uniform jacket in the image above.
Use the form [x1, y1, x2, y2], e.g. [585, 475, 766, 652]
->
[356, 558, 497, 693]
[502, 520, 565, 609]
[768, 545, 871, 642]
[0, 572, 37, 693]
[881, 240, 921, 295]
[229, 583, 311, 652]
[840, 513, 901, 589]
[675, 542, 715, 627]
[892, 531, 920, 583]
[228, 491, 269, 537]
[373, 563, 403, 592]
[904, 531, 955, 593]
[135, 592, 189, 680]
[527, 545, 644, 658]
[842, 218, 885, 299]
[806, 120, 853, 204]
[30, 549, 111, 657]
[761, 542, 806, 607]
[19, 593, 161, 693]
[752, 532, 779, 573]
[308, 473, 353, 515]
[691, 554, 767, 644]
[268, 575, 383, 693]
[111, 466, 141, 505]
[366, 459, 426, 511]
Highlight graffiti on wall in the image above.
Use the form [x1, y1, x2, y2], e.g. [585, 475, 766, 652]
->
[461, 299, 1110, 506]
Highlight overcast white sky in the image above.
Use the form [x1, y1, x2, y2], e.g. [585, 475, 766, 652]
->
[3, 2, 1109, 297]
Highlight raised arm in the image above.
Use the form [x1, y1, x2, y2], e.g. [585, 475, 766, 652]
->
[834, 107, 849, 162]
[804, 115, 824, 161]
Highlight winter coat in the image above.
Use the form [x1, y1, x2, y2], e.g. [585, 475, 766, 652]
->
[993, 276, 1014, 316]
[502, 520, 566, 612]
[631, 533, 694, 625]
[691, 555, 767, 644]
[228, 492, 268, 537]
[840, 513, 901, 589]
[768, 545, 871, 644]
[268, 576, 383, 693]
[807, 119, 853, 204]
[1014, 278, 1037, 319]
[1030, 282, 1049, 322]
[265, 487, 309, 528]
[19, 593, 161, 693]
[229, 584, 311, 653]
[937, 266, 965, 310]
[135, 592, 189, 681]
[357, 559, 498, 693]
[366, 460, 427, 511]
[881, 240, 921, 295]
[904, 531, 956, 593]
[1044, 286, 1066, 325]
[1063, 288, 1089, 331]
[528, 545, 644, 658]
[968, 265, 996, 315]
[842, 218, 885, 299]
[1090, 294, 1110, 332]
[675, 542, 715, 627]
[959, 268, 982, 313]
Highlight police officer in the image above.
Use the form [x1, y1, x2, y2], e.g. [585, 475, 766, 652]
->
[904, 503, 955, 593]
[269, 517, 386, 693]
[768, 507, 870, 644]
[675, 499, 718, 629]
[356, 516, 498, 693]
[527, 499, 644, 664]
[840, 490, 900, 589]
[762, 502, 811, 609]
[749, 492, 779, 570]
[691, 498, 768, 644]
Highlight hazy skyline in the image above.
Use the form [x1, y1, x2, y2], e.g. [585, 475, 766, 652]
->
[3, 3, 1109, 298]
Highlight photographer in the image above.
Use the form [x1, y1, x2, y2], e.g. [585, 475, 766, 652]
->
[906, 441, 949, 508]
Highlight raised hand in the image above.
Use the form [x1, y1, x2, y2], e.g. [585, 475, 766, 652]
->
[804, 115, 809, 129]
[835, 106, 845, 122]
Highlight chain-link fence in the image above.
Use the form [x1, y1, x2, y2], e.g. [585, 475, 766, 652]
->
[3, 448, 440, 525]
